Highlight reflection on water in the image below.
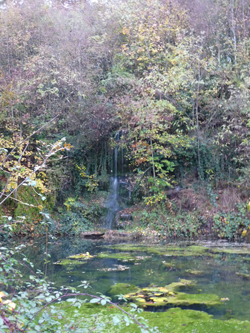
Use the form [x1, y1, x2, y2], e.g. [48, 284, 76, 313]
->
[12, 237, 250, 321]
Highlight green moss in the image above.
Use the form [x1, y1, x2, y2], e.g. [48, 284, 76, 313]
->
[168, 292, 221, 307]
[96, 252, 136, 261]
[167, 279, 196, 292]
[108, 283, 139, 296]
[105, 244, 147, 251]
[162, 261, 176, 268]
[53, 303, 250, 333]
[123, 279, 221, 308]
[14, 187, 43, 232]
[97, 265, 129, 272]
[235, 272, 250, 279]
[185, 269, 204, 276]
[105, 244, 210, 257]
[211, 248, 250, 255]
[68, 253, 95, 260]
[53, 259, 87, 266]
[186, 245, 209, 254]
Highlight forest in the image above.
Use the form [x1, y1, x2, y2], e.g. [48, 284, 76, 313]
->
[1, 0, 250, 240]
[1, 1, 250, 331]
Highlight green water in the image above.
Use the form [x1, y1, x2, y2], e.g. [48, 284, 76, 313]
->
[18, 237, 250, 322]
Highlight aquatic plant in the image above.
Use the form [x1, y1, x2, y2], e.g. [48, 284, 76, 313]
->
[0, 246, 159, 332]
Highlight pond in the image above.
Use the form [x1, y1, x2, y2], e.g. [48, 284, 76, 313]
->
[15, 237, 250, 331]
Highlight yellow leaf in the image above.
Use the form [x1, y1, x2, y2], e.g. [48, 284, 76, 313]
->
[242, 229, 247, 237]
[38, 205, 43, 210]
[3, 299, 16, 310]
[0, 292, 7, 298]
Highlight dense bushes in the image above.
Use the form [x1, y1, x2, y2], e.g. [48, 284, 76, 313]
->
[1, 0, 250, 238]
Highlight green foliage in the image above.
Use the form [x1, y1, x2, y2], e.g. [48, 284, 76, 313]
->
[13, 187, 43, 231]
[76, 164, 99, 192]
[139, 208, 202, 238]
[0, 246, 155, 333]
[212, 204, 250, 240]
[58, 197, 106, 234]
[58, 211, 94, 235]
[1, 0, 250, 238]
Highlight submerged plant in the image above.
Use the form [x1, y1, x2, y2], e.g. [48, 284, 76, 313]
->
[0, 246, 159, 333]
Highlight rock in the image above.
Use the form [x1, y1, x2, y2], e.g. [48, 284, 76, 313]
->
[166, 186, 182, 199]
[114, 219, 131, 229]
[104, 230, 133, 239]
[120, 213, 133, 220]
[80, 232, 105, 239]
[104, 230, 140, 240]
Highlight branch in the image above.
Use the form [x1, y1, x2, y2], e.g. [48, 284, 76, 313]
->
[132, 166, 152, 195]
[0, 193, 38, 207]
[0, 114, 60, 169]
[0, 141, 30, 201]
[23, 293, 147, 332]
[0, 151, 51, 206]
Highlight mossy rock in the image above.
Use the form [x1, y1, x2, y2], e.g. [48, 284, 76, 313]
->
[108, 283, 139, 296]
[53, 303, 250, 332]
[54, 259, 87, 266]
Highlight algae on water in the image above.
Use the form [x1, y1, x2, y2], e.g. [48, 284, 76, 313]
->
[122, 279, 221, 308]
[55, 303, 250, 333]
[54, 259, 87, 266]
[108, 283, 139, 296]
[105, 244, 212, 257]
[96, 252, 136, 261]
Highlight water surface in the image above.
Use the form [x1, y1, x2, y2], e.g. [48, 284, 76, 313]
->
[15, 237, 250, 322]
